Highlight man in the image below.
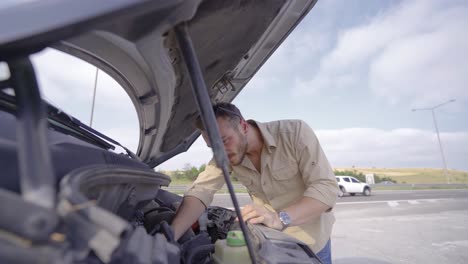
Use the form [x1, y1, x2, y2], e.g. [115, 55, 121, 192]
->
[171, 102, 338, 264]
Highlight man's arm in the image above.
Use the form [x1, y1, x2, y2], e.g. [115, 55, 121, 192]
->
[280, 196, 329, 225]
[241, 197, 329, 229]
[170, 159, 226, 240]
[242, 121, 338, 229]
[171, 196, 206, 240]
[295, 120, 338, 215]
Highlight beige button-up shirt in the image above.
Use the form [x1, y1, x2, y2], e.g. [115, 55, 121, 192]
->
[184, 119, 338, 252]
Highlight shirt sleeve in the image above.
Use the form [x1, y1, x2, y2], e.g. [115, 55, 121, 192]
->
[183, 158, 226, 207]
[295, 121, 338, 208]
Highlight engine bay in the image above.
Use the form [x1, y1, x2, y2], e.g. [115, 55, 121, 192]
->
[134, 190, 239, 264]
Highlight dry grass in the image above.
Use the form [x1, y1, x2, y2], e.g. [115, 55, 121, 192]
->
[334, 167, 468, 184]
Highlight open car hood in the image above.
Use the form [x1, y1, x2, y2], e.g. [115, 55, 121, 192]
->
[0, 0, 317, 167]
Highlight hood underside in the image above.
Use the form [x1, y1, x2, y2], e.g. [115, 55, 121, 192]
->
[0, 0, 317, 167]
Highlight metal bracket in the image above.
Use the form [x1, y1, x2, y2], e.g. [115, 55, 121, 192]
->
[8, 57, 55, 209]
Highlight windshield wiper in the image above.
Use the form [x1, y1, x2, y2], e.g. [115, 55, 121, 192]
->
[46, 103, 139, 160]
[46, 103, 115, 149]
[0, 89, 139, 160]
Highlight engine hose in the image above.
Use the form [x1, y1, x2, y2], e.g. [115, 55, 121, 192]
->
[144, 206, 172, 216]
[160, 221, 175, 243]
[185, 244, 215, 264]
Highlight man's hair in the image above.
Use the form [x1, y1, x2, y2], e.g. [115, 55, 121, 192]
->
[195, 102, 244, 131]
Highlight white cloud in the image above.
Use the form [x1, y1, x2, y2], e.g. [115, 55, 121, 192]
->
[155, 127, 468, 171]
[243, 74, 280, 94]
[245, 18, 333, 97]
[321, 0, 439, 72]
[292, 77, 321, 97]
[295, 0, 468, 106]
[316, 128, 468, 170]
[293, 72, 359, 97]
[369, 6, 468, 106]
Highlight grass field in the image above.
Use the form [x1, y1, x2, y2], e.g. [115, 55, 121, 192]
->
[165, 168, 468, 186]
[334, 167, 468, 184]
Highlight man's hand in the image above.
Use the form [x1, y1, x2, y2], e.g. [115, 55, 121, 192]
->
[240, 204, 283, 230]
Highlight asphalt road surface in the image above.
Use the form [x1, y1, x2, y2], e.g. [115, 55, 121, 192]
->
[211, 189, 468, 263]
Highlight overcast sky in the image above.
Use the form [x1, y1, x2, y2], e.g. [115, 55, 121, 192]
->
[25, 0, 468, 171]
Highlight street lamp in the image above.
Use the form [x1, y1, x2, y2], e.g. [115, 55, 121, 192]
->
[412, 99, 456, 184]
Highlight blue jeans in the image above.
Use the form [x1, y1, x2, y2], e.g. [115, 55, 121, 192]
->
[316, 239, 332, 264]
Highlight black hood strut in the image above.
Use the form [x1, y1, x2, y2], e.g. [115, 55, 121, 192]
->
[174, 23, 257, 264]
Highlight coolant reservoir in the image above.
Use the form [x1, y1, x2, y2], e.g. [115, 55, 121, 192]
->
[213, 230, 250, 264]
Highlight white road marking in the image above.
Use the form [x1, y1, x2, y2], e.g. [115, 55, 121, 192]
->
[336, 198, 453, 205]
[408, 200, 420, 205]
[432, 240, 468, 248]
[361, 228, 384, 233]
[388, 201, 399, 207]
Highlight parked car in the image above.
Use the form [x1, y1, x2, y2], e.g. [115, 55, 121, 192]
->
[0, 0, 323, 264]
[336, 176, 372, 197]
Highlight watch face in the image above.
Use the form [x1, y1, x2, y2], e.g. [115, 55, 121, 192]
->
[279, 211, 292, 225]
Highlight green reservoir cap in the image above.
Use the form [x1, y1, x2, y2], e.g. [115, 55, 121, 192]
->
[226, 231, 246, 247]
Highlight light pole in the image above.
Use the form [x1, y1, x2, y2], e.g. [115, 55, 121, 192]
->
[412, 99, 455, 184]
[89, 67, 99, 127]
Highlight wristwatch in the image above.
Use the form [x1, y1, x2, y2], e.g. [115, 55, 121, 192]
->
[278, 211, 292, 229]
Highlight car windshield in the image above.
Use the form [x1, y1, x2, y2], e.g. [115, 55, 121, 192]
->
[31, 48, 139, 153]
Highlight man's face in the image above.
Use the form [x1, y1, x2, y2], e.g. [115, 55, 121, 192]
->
[202, 117, 248, 166]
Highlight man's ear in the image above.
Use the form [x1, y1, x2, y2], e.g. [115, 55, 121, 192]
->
[240, 119, 248, 134]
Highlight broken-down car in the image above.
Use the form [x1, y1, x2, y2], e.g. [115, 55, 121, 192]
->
[0, 0, 323, 263]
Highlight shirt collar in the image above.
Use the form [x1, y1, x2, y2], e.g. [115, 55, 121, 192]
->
[247, 119, 276, 153]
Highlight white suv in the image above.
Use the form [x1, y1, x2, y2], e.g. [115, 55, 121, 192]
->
[336, 176, 371, 197]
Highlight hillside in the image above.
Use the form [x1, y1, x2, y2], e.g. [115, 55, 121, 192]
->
[334, 167, 468, 184]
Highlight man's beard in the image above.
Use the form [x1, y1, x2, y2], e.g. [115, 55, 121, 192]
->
[231, 131, 248, 166]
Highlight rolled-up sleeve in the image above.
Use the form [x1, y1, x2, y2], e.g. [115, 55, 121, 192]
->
[184, 159, 226, 207]
[295, 121, 338, 208]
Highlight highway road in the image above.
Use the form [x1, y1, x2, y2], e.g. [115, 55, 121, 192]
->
[211, 189, 468, 264]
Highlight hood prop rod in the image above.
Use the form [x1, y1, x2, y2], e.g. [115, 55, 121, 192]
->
[8, 57, 56, 209]
[175, 24, 257, 264]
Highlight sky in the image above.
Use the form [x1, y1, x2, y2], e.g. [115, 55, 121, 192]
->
[6, 0, 467, 171]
